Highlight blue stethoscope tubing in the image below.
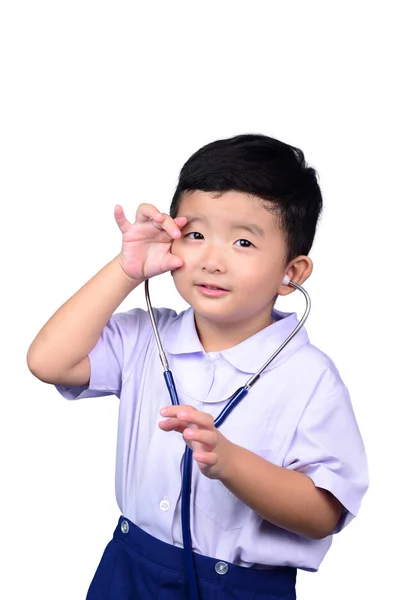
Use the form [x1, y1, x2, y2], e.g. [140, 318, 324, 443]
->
[145, 279, 311, 600]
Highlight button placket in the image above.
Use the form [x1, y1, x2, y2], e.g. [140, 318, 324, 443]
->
[159, 497, 170, 511]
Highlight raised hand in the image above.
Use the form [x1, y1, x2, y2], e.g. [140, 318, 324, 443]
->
[114, 203, 188, 281]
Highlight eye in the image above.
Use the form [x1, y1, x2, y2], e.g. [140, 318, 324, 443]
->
[186, 231, 204, 240]
[235, 239, 254, 248]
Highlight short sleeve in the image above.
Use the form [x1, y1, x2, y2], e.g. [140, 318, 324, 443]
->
[283, 367, 368, 531]
[55, 308, 149, 401]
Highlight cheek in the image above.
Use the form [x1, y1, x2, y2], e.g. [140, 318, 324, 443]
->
[236, 262, 278, 292]
[171, 241, 198, 269]
[238, 262, 265, 281]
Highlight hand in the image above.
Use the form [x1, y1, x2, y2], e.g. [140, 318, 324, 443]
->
[159, 405, 233, 479]
[114, 203, 188, 281]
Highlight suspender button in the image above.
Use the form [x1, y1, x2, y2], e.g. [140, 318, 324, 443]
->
[215, 561, 228, 575]
[121, 520, 129, 534]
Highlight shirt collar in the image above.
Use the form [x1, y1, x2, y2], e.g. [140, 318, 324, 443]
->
[163, 307, 309, 374]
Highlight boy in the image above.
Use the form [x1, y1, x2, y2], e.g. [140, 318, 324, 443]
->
[27, 134, 368, 599]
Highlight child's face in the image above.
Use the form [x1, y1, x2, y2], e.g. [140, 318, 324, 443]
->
[171, 190, 289, 329]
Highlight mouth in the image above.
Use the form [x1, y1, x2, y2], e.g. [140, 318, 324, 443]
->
[196, 283, 229, 291]
[195, 283, 230, 297]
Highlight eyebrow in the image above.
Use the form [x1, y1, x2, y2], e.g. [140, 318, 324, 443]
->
[185, 216, 265, 238]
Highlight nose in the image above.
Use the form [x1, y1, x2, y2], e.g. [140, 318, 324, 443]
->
[201, 243, 227, 274]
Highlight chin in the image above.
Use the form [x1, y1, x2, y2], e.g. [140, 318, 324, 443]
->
[193, 303, 236, 321]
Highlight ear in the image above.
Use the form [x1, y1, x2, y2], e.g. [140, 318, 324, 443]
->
[277, 256, 313, 297]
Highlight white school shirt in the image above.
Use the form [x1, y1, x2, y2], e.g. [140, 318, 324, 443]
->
[56, 306, 368, 571]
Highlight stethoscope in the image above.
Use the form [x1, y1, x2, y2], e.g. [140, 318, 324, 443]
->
[144, 275, 311, 600]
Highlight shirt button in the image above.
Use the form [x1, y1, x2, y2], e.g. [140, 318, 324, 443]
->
[121, 520, 129, 534]
[159, 499, 170, 511]
[215, 561, 228, 575]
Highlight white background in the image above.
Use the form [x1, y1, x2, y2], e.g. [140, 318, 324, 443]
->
[1, 2, 398, 598]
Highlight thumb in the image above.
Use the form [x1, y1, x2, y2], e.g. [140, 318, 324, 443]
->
[167, 255, 184, 272]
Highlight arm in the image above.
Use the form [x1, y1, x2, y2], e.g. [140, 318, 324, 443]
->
[219, 443, 343, 539]
[27, 204, 188, 386]
[159, 406, 343, 539]
[26, 256, 142, 385]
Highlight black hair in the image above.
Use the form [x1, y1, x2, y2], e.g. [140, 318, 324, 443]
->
[170, 133, 323, 264]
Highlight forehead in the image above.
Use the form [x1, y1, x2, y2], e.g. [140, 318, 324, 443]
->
[176, 190, 278, 229]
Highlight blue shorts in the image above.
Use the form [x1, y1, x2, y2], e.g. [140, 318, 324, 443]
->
[86, 516, 296, 599]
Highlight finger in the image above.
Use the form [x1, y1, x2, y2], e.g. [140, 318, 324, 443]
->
[193, 451, 218, 467]
[174, 216, 188, 229]
[160, 254, 184, 273]
[183, 428, 218, 449]
[136, 205, 182, 239]
[135, 203, 164, 223]
[114, 205, 132, 234]
[160, 405, 196, 418]
[158, 418, 186, 434]
[176, 410, 214, 430]
[157, 212, 183, 239]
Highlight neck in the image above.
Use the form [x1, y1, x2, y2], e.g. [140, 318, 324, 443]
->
[194, 309, 275, 352]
